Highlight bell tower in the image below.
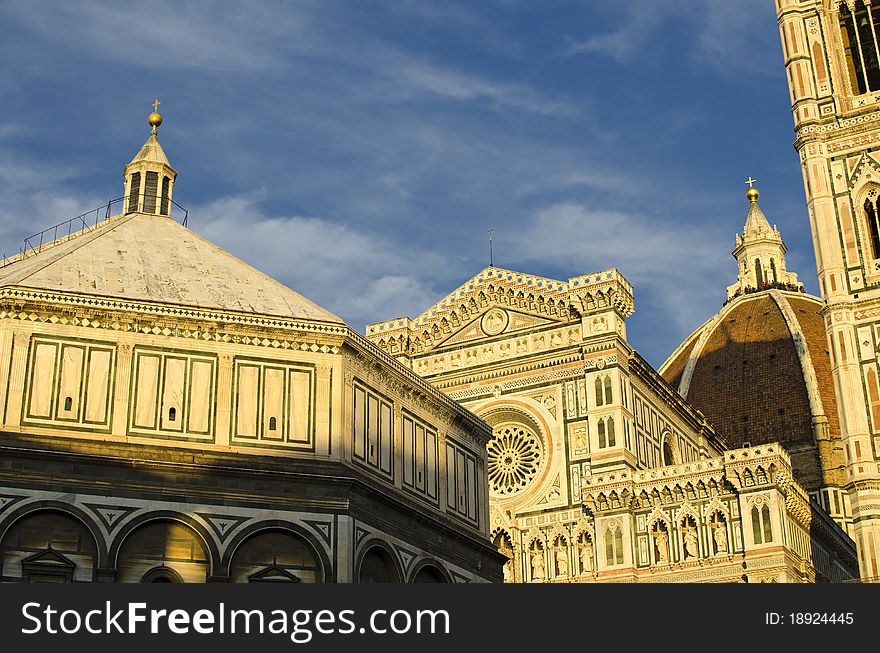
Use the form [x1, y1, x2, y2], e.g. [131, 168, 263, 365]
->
[778, 0, 880, 581]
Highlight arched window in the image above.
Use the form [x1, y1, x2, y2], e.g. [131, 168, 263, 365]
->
[598, 419, 606, 449]
[603, 376, 612, 404]
[63, 396, 73, 412]
[604, 525, 624, 566]
[865, 197, 880, 258]
[595, 377, 604, 406]
[663, 439, 675, 466]
[755, 259, 764, 286]
[839, 1, 880, 93]
[751, 506, 762, 544]
[269, 416, 277, 431]
[606, 417, 616, 447]
[761, 505, 773, 543]
[168, 407, 176, 422]
[770, 258, 778, 284]
[752, 504, 774, 545]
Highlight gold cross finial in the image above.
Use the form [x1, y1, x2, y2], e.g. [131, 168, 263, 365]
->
[152, 98, 161, 112]
[744, 176, 757, 188]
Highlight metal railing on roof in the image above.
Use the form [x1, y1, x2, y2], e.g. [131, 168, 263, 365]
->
[2, 195, 189, 267]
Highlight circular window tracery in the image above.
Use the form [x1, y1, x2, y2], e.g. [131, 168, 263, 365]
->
[487, 423, 543, 497]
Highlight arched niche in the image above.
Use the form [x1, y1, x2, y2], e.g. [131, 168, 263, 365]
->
[229, 529, 322, 583]
[1, 510, 98, 582]
[115, 519, 209, 583]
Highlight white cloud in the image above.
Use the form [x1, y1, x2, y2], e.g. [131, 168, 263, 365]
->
[512, 201, 731, 355]
[191, 195, 450, 329]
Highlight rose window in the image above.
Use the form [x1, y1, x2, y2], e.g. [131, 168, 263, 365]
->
[487, 424, 543, 497]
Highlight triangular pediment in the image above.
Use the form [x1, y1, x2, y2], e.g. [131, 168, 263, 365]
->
[367, 266, 579, 351]
[21, 548, 76, 569]
[436, 308, 559, 349]
[248, 564, 302, 583]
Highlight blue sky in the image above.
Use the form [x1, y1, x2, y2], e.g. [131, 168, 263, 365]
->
[0, 0, 814, 367]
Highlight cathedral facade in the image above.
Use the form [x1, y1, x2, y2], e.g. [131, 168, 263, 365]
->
[777, 0, 880, 581]
[366, 258, 858, 582]
[0, 112, 503, 584]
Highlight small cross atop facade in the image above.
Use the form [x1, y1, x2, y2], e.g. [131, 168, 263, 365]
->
[152, 98, 161, 112]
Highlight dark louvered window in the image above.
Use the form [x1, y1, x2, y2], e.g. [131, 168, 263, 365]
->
[128, 172, 141, 213]
[143, 171, 159, 213]
[160, 176, 170, 215]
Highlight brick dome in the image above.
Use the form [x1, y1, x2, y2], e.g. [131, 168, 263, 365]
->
[660, 289, 845, 492]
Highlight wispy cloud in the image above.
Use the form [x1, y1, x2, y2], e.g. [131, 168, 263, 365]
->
[192, 195, 449, 330]
[561, 0, 780, 75]
[512, 201, 732, 357]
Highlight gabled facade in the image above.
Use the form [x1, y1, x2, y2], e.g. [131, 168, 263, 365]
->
[367, 266, 859, 582]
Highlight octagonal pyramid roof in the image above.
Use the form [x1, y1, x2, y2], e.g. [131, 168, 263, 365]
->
[0, 211, 344, 324]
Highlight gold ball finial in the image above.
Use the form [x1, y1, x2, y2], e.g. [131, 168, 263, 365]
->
[148, 99, 162, 132]
[744, 176, 759, 202]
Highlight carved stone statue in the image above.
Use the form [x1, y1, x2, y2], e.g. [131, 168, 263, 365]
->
[579, 540, 593, 574]
[503, 557, 513, 583]
[654, 528, 669, 563]
[555, 547, 568, 577]
[714, 522, 728, 554]
[531, 551, 545, 581]
[683, 526, 698, 559]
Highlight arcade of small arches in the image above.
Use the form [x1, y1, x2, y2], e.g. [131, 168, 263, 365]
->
[0, 508, 451, 584]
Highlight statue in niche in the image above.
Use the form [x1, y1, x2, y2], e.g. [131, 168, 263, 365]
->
[713, 521, 728, 554]
[502, 556, 513, 583]
[579, 539, 594, 574]
[555, 547, 568, 577]
[531, 550, 545, 581]
[653, 528, 669, 563]
[683, 525, 698, 559]
[574, 430, 587, 453]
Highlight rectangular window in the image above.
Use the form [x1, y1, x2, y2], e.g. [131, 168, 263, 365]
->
[143, 171, 159, 213]
[128, 172, 141, 212]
